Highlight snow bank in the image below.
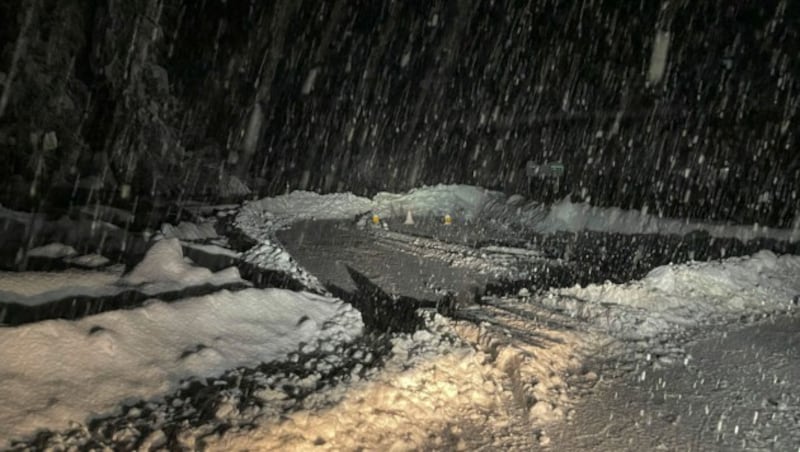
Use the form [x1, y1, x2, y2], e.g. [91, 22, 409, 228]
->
[548, 250, 800, 339]
[27, 243, 78, 259]
[241, 191, 373, 232]
[238, 185, 504, 233]
[240, 185, 798, 243]
[161, 221, 219, 241]
[373, 184, 503, 221]
[535, 198, 800, 242]
[0, 288, 362, 446]
[0, 268, 122, 298]
[0, 239, 243, 307]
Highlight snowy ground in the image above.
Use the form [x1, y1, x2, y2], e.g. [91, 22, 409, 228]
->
[1, 184, 799, 450]
[552, 314, 800, 451]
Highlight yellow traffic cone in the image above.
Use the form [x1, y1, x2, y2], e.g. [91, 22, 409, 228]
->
[372, 214, 381, 225]
[444, 214, 453, 225]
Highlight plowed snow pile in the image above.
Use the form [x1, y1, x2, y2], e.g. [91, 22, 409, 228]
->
[542, 250, 800, 340]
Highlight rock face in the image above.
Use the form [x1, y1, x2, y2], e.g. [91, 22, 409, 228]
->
[1, 0, 798, 226]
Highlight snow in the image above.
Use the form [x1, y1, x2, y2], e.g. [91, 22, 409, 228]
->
[181, 242, 240, 259]
[546, 250, 800, 339]
[551, 316, 800, 451]
[203, 308, 593, 451]
[235, 192, 371, 292]
[3, 185, 800, 449]
[77, 205, 135, 225]
[0, 203, 40, 224]
[534, 197, 800, 242]
[240, 190, 373, 233]
[0, 288, 362, 446]
[121, 239, 219, 285]
[27, 243, 78, 259]
[0, 239, 243, 307]
[372, 184, 502, 221]
[219, 174, 252, 198]
[647, 30, 671, 84]
[238, 184, 799, 243]
[0, 268, 122, 298]
[242, 241, 325, 293]
[161, 221, 219, 241]
[64, 253, 111, 268]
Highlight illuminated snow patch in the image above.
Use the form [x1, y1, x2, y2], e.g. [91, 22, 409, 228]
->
[202, 313, 590, 451]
